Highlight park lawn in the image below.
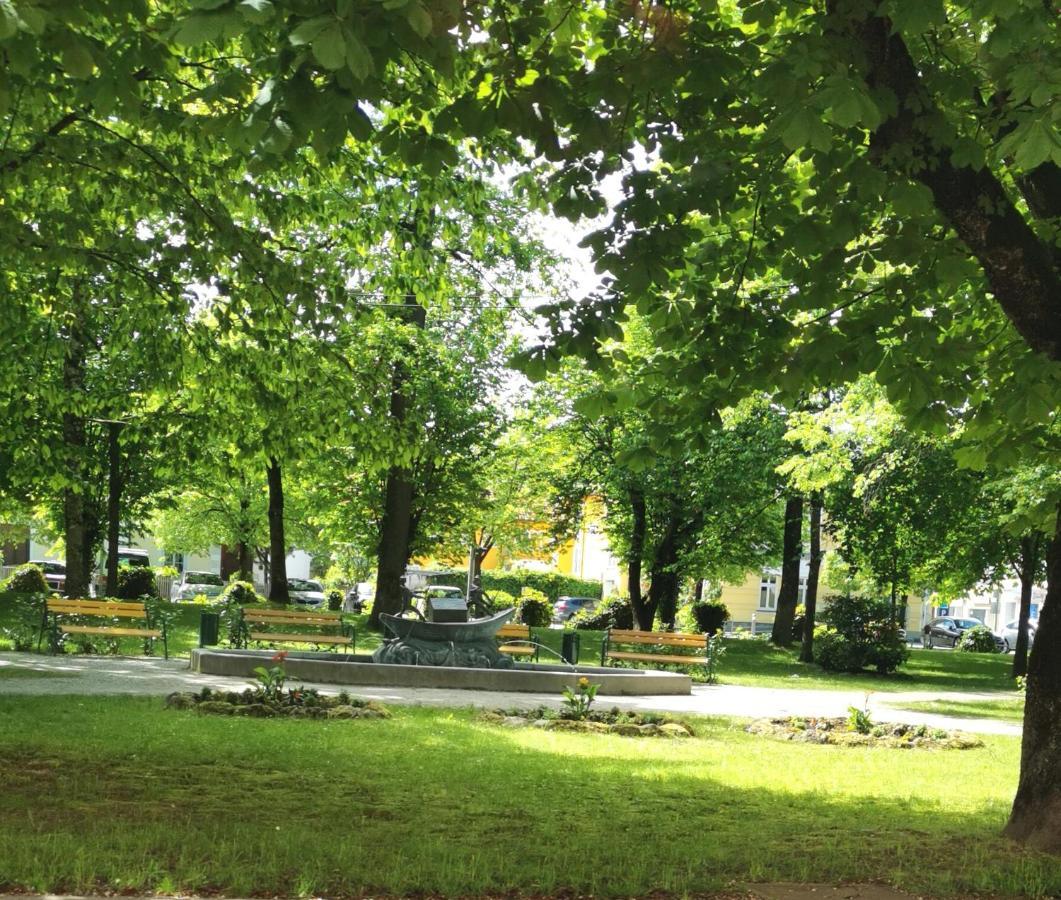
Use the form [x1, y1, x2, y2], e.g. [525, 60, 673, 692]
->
[710, 639, 1018, 693]
[0, 697, 1058, 898]
[890, 697, 1027, 723]
[0, 664, 73, 679]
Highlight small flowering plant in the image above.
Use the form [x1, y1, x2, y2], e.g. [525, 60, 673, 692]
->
[561, 676, 600, 720]
[252, 651, 288, 703]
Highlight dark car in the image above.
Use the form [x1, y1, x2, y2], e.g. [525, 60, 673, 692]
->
[922, 616, 1004, 650]
[552, 596, 598, 623]
[29, 559, 66, 594]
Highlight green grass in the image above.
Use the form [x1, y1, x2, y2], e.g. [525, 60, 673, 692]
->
[890, 698, 1027, 723]
[0, 664, 73, 679]
[0, 696, 1056, 897]
[710, 639, 1018, 693]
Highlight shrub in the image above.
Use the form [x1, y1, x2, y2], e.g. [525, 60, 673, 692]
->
[572, 594, 634, 630]
[482, 589, 516, 612]
[115, 566, 158, 599]
[684, 600, 729, 635]
[957, 625, 999, 653]
[815, 595, 909, 674]
[219, 580, 265, 606]
[480, 568, 603, 604]
[1, 563, 48, 595]
[515, 589, 553, 627]
[326, 589, 343, 612]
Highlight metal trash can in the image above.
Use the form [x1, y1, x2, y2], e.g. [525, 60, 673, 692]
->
[199, 611, 220, 648]
[561, 630, 580, 666]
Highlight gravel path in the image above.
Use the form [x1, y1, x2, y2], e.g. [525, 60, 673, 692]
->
[0, 652, 1021, 735]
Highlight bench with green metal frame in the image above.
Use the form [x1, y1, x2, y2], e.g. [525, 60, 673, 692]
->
[41, 598, 168, 658]
[496, 622, 540, 659]
[239, 606, 355, 650]
[601, 628, 710, 667]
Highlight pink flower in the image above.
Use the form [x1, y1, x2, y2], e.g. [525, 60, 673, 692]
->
[271, 651, 288, 663]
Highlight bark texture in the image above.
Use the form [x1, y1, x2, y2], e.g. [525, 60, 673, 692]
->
[799, 493, 823, 663]
[105, 422, 122, 594]
[1012, 534, 1040, 678]
[62, 301, 88, 599]
[1004, 507, 1061, 852]
[771, 494, 804, 645]
[627, 486, 654, 630]
[266, 457, 289, 604]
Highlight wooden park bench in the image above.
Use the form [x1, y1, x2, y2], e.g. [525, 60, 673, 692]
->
[601, 628, 711, 667]
[240, 607, 355, 651]
[497, 622, 538, 659]
[41, 598, 167, 658]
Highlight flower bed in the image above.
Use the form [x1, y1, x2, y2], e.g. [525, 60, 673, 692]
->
[165, 686, 391, 720]
[746, 717, 982, 749]
[480, 705, 694, 737]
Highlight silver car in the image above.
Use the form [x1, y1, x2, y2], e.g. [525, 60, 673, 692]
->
[172, 571, 225, 602]
[1000, 619, 1037, 652]
[287, 578, 326, 607]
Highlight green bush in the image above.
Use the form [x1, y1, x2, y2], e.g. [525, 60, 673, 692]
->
[957, 625, 999, 653]
[115, 566, 158, 599]
[684, 600, 729, 635]
[326, 589, 343, 612]
[815, 595, 909, 674]
[515, 589, 553, 627]
[1, 563, 48, 595]
[480, 568, 602, 604]
[482, 589, 516, 611]
[572, 594, 634, 630]
[219, 580, 265, 606]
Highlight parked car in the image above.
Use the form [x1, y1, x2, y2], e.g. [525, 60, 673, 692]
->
[117, 547, 151, 568]
[29, 559, 66, 594]
[287, 578, 326, 607]
[1000, 619, 1037, 652]
[171, 571, 225, 602]
[552, 596, 598, 623]
[922, 616, 1004, 650]
[344, 581, 374, 613]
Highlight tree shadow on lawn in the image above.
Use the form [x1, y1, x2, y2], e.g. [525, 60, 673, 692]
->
[0, 698, 1056, 897]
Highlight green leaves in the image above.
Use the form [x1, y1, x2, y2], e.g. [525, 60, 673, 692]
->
[311, 23, 346, 70]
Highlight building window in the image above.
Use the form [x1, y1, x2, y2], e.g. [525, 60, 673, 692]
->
[798, 576, 807, 606]
[759, 576, 777, 611]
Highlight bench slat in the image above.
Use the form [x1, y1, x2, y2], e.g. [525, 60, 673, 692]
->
[48, 602, 147, 615]
[248, 632, 352, 644]
[607, 650, 707, 665]
[60, 625, 161, 638]
[497, 625, 531, 638]
[242, 607, 340, 620]
[243, 616, 342, 626]
[499, 645, 536, 655]
[609, 631, 706, 646]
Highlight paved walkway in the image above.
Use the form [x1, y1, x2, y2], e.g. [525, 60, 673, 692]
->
[0, 652, 1021, 735]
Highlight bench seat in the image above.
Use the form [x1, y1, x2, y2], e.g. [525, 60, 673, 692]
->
[43, 599, 167, 658]
[247, 632, 352, 644]
[239, 606, 354, 651]
[607, 650, 708, 665]
[496, 623, 538, 658]
[602, 628, 709, 668]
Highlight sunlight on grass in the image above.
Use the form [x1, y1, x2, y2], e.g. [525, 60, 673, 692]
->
[0, 696, 1055, 897]
[891, 697, 1026, 722]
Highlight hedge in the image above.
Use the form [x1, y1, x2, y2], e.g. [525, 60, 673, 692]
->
[481, 569, 602, 604]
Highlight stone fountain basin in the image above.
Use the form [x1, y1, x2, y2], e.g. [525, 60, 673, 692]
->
[190, 648, 691, 695]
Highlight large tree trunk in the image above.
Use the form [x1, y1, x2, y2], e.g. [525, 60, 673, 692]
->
[771, 493, 804, 646]
[648, 521, 679, 631]
[105, 422, 122, 594]
[1013, 534, 1041, 679]
[627, 486, 654, 630]
[800, 492, 823, 663]
[265, 457, 289, 604]
[833, 5, 1061, 362]
[370, 300, 425, 629]
[1005, 506, 1061, 851]
[61, 296, 88, 599]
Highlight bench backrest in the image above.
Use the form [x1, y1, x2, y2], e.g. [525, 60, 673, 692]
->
[241, 606, 342, 627]
[47, 598, 149, 619]
[497, 623, 531, 639]
[608, 629, 706, 649]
